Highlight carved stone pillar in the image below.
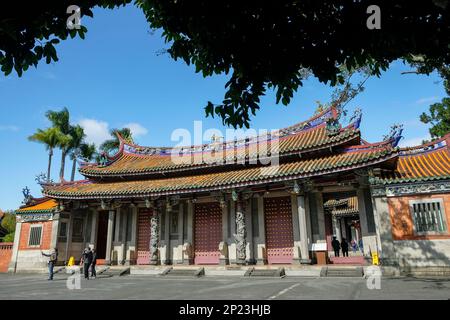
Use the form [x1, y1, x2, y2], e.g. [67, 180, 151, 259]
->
[234, 200, 247, 265]
[149, 204, 160, 265]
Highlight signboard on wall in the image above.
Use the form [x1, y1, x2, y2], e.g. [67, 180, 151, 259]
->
[310, 242, 327, 251]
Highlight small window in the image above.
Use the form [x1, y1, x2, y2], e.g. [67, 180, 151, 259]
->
[410, 199, 447, 234]
[58, 221, 68, 242]
[28, 225, 43, 247]
[72, 218, 84, 243]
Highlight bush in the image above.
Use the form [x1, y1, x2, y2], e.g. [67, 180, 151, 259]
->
[1, 211, 16, 234]
[2, 232, 15, 243]
[1, 211, 16, 243]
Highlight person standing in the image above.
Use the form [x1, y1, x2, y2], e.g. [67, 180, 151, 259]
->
[351, 239, 358, 253]
[41, 248, 58, 280]
[331, 236, 340, 257]
[80, 248, 93, 280]
[91, 249, 97, 279]
[341, 238, 349, 257]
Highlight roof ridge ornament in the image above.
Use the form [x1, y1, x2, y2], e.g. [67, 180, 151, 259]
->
[22, 186, 33, 205]
[349, 108, 362, 129]
[383, 124, 403, 148]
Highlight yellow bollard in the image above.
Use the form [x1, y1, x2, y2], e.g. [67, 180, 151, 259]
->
[67, 256, 75, 267]
[371, 252, 379, 266]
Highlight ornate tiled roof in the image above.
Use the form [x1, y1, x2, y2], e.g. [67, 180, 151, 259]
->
[79, 107, 361, 178]
[44, 146, 397, 199]
[15, 198, 58, 214]
[324, 197, 359, 217]
[375, 134, 450, 184]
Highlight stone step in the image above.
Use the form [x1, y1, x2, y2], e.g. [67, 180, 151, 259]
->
[402, 267, 450, 277]
[99, 267, 130, 277]
[321, 266, 364, 277]
[245, 267, 286, 278]
[162, 267, 205, 277]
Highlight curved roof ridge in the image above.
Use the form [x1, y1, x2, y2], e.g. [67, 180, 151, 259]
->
[116, 106, 339, 154]
[344, 138, 398, 152]
[399, 133, 449, 156]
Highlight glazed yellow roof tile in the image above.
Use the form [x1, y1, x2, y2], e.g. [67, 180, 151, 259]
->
[379, 137, 450, 184]
[16, 199, 58, 213]
[324, 197, 359, 216]
[44, 147, 396, 199]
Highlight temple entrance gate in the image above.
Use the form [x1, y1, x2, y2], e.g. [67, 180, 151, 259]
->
[264, 196, 294, 264]
[137, 208, 152, 265]
[194, 202, 222, 265]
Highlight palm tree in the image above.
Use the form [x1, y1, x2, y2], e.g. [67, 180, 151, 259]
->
[46, 108, 71, 182]
[100, 128, 133, 155]
[79, 143, 98, 162]
[68, 125, 86, 181]
[28, 127, 66, 182]
[69, 142, 98, 181]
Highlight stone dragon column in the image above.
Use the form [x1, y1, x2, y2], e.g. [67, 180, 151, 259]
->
[149, 201, 161, 265]
[233, 191, 247, 265]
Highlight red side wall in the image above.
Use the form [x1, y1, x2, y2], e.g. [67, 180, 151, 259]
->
[18, 221, 52, 250]
[388, 194, 450, 240]
[0, 243, 13, 273]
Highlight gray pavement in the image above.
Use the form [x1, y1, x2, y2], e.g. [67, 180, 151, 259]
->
[0, 274, 449, 300]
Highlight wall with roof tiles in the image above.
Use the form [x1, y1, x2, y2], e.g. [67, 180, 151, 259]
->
[388, 194, 450, 240]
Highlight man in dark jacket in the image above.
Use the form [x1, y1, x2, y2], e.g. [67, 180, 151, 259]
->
[91, 249, 97, 279]
[331, 236, 340, 257]
[81, 248, 93, 280]
[341, 238, 349, 257]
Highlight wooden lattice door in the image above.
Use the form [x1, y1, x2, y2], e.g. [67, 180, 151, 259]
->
[194, 202, 222, 265]
[137, 208, 152, 265]
[264, 196, 294, 264]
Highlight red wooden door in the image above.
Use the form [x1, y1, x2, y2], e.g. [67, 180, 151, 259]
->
[137, 208, 152, 265]
[194, 202, 222, 265]
[96, 211, 109, 259]
[264, 197, 294, 264]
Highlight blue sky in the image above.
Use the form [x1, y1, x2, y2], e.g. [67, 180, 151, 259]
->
[0, 5, 447, 210]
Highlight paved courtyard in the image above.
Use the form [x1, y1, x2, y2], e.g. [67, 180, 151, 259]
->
[0, 274, 449, 300]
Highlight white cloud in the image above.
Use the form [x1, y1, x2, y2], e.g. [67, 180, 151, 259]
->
[0, 125, 19, 132]
[399, 136, 430, 148]
[123, 123, 148, 137]
[415, 96, 439, 104]
[78, 119, 110, 147]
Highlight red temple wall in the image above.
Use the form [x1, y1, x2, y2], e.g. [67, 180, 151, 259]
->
[388, 194, 450, 240]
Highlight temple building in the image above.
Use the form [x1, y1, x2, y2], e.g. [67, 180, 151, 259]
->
[7, 107, 450, 274]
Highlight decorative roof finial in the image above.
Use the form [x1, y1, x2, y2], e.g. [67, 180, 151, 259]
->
[349, 108, 362, 129]
[383, 124, 404, 147]
[22, 186, 32, 205]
